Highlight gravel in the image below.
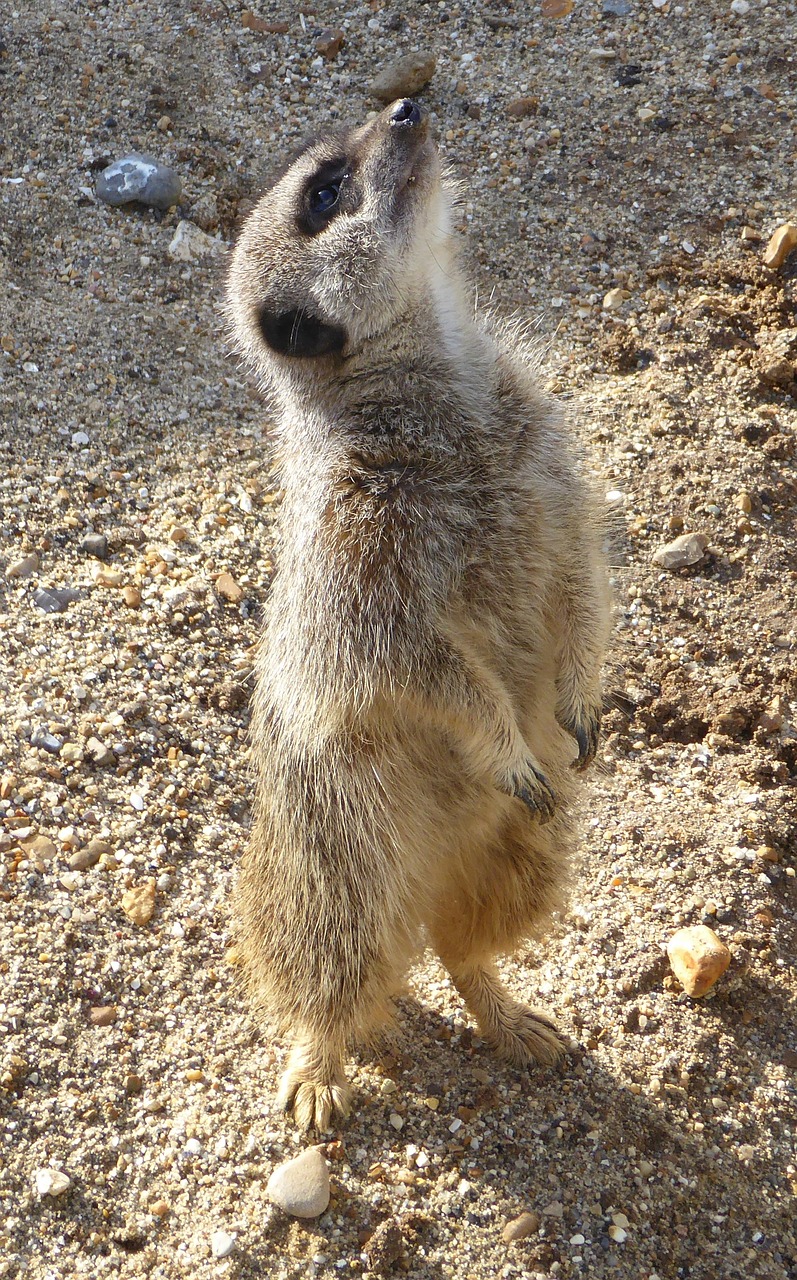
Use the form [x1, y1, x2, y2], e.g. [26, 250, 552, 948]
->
[1, 2, 795, 1279]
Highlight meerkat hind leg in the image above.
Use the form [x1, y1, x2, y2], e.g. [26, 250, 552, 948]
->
[277, 1034, 352, 1132]
[447, 961, 566, 1068]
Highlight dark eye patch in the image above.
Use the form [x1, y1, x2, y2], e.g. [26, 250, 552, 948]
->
[299, 158, 356, 234]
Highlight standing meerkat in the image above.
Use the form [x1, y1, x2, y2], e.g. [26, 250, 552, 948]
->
[225, 99, 610, 1131]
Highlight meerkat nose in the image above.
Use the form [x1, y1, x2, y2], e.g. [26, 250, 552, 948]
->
[389, 99, 422, 128]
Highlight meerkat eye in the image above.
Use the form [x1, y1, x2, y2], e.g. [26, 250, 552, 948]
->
[310, 182, 341, 214]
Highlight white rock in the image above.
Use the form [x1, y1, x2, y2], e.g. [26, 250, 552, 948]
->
[167, 220, 226, 263]
[34, 1168, 72, 1197]
[266, 1147, 330, 1218]
[210, 1230, 236, 1258]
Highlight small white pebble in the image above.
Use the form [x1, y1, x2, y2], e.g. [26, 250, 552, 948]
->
[210, 1230, 236, 1259]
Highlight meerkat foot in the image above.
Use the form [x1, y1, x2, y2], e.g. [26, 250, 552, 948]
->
[506, 759, 556, 822]
[277, 1043, 352, 1131]
[486, 1001, 567, 1068]
[556, 699, 602, 770]
[279, 1077, 352, 1132]
[448, 963, 566, 1069]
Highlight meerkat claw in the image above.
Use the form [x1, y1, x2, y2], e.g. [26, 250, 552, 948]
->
[558, 706, 601, 770]
[510, 765, 556, 822]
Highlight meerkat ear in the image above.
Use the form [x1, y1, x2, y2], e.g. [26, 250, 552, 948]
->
[258, 307, 347, 358]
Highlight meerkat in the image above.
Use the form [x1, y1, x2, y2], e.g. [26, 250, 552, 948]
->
[225, 98, 610, 1132]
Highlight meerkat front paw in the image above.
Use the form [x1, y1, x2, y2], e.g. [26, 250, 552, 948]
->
[505, 759, 556, 822]
[277, 1068, 352, 1132]
[557, 699, 602, 770]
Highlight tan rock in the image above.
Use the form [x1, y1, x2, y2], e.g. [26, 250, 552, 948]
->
[651, 532, 708, 570]
[6, 553, 39, 579]
[763, 222, 797, 270]
[122, 879, 156, 926]
[92, 565, 125, 587]
[215, 571, 244, 604]
[602, 287, 630, 311]
[122, 585, 142, 608]
[89, 1005, 118, 1027]
[667, 925, 731, 997]
[502, 1211, 540, 1242]
[370, 53, 436, 103]
[25, 835, 57, 861]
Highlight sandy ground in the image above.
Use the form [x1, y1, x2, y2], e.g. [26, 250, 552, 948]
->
[1, 2, 795, 1278]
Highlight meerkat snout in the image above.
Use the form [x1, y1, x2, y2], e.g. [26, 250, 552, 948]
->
[226, 104, 610, 1132]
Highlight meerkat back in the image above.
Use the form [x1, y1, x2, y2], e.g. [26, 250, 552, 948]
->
[225, 99, 609, 1131]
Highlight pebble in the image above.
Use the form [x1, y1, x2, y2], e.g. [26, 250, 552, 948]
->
[122, 586, 142, 608]
[6, 553, 39, 579]
[210, 1230, 236, 1259]
[33, 587, 81, 614]
[34, 1169, 72, 1197]
[150, 1199, 170, 1218]
[214, 572, 244, 604]
[666, 925, 731, 997]
[369, 53, 436, 103]
[80, 533, 109, 560]
[31, 728, 63, 754]
[763, 223, 797, 270]
[96, 154, 182, 210]
[316, 27, 344, 58]
[89, 1005, 118, 1027]
[542, 1200, 564, 1218]
[266, 1147, 330, 1218]
[507, 97, 539, 119]
[122, 880, 156, 926]
[502, 1211, 541, 1242]
[603, 287, 630, 311]
[651, 532, 708, 570]
[602, 0, 631, 12]
[69, 840, 104, 870]
[27, 835, 56, 861]
[92, 565, 125, 587]
[86, 736, 116, 768]
[167, 220, 226, 263]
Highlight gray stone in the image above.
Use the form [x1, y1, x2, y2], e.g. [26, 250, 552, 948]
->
[80, 533, 109, 560]
[96, 154, 182, 211]
[603, 0, 631, 14]
[266, 1147, 330, 1218]
[651, 532, 708, 571]
[33, 587, 81, 614]
[31, 727, 64, 754]
[369, 53, 436, 103]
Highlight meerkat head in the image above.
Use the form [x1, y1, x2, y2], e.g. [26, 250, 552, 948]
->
[226, 100, 454, 384]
